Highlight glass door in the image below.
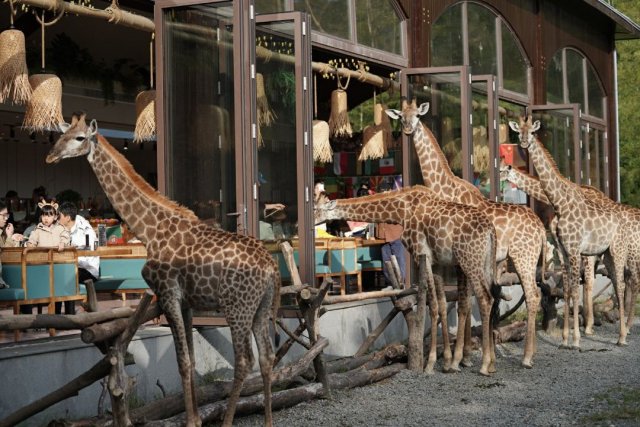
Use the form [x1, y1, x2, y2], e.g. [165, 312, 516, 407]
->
[582, 120, 608, 195]
[529, 105, 581, 183]
[400, 66, 472, 187]
[471, 75, 499, 201]
[155, 1, 245, 232]
[255, 12, 313, 285]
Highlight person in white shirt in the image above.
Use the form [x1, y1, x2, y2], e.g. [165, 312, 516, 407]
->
[57, 201, 100, 314]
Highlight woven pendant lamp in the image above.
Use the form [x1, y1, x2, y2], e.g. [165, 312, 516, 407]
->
[133, 90, 156, 142]
[328, 88, 352, 138]
[134, 34, 156, 143]
[312, 119, 332, 163]
[358, 103, 391, 161]
[256, 72, 276, 148]
[0, 28, 32, 104]
[23, 10, 65, 132]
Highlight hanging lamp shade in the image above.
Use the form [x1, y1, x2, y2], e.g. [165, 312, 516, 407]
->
[22, 74, 63, 131]
[256, 73, 275, 148]
[0, 29, 32, 104]
[312, 119, 332, 163]
[133, 89, 156, 142]
[328, 89, 352, 138]
[358, 103, 391, 161]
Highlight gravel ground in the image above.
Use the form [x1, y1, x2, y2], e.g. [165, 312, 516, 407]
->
[229, 318, 640, 427]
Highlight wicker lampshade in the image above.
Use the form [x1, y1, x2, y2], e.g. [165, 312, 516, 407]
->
[359, 103, 391, 161]
[22, 74, 64, 132]
[328, 89, 352, 138]
[0, 29, 32, 105]
[133, 90, 156, 142]
[312, 120, 333, 163]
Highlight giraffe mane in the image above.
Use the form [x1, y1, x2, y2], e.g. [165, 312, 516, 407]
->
[97, 134, 199, 221]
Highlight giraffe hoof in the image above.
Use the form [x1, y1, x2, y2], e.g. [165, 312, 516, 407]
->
[521, 361, 534, 369]
[558, 343, 572, 350]
[461, 358, 474, 368]
[424, 367, 435, 375]
[616, 340, 628, 347]
[444, 365, 461, 374]
[479, 368, 492, 377]
[584, 328, 594, 336]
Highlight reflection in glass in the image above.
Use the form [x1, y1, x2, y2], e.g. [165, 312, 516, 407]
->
[586, 65, 604, 118]
[407, 73, 464, 179]
[501, 22, 528, 94]
[532, 110, 575, 182]
[499, 101, 528, 204]
[294, 0, 350, 40]
[356, 0, 402, 54]
[467, 3, 497, 76]
[547, 51, 564, 104]
[256, 21, 299, 241]
[566, 50, 585, 107]
[586, 124, 606, 190]
[162, 3, 237, 232]
[471, 81, 491, 198]
[431, 4, 463, 67]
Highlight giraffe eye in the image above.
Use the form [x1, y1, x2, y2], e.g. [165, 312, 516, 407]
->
[75, 136, 85, 142]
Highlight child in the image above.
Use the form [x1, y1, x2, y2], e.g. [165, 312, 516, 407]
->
[25, 200, 70, 250]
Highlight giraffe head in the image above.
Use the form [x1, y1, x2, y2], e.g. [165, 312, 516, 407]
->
[509, 115, 540, 149]
[313, 192, 337, 225]
[46, 112, 98, 164]
[385, 98, 430, 135]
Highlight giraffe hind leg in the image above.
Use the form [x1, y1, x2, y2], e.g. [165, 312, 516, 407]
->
[251, 286, 276, 427]
[223, 320, 254, 427]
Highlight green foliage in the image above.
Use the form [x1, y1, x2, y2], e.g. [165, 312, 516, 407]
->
[613, 1, 640, 206]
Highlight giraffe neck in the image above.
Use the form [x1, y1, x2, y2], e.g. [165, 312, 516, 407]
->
[88, 135, 198, 244]
[527, 137, 583, 212]
[507, 168, 550, 204]
[327, 192, 408, 224]
[413, 123, 484, 205]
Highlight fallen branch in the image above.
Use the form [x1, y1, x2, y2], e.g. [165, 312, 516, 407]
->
[0, 306, 145, 331]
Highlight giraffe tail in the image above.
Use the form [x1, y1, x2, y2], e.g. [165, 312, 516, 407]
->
[271, 270, 282, 348]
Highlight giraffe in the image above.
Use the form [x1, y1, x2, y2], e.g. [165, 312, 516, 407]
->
[314, 186, 498, 376]
[499, 163, 599, 334]
[509, 116, 633, 348]
[46, 113, 279, 427]
[386, 100, 547, 368]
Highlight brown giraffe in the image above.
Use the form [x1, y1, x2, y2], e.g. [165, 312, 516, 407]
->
[509, 116, 632, 348]
[46, 113, 279, 427]
[314, 186, 498, 376]
[386, 100, 546, 368]
[499, 163, 599, 335]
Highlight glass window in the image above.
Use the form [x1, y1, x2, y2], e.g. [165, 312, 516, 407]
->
[471, 80, 492, 198]
[467, 3, 497, 76]
[293, 0, 351, 40]
[499, 101, 529, 204]
[586, 65, 604, 118]
[256, 21, 301, 241]
[501, 22, 528, 94]
[532, 110, 576, 182]
[162, 3, 237, 232]
[431, 2, 529, 97]
[586, 124, 606, 190]
[566, 49, 585, 107]
[431, 4, 463, 67]
[356, 0, 402, 54]
[547, 48, 604, 119]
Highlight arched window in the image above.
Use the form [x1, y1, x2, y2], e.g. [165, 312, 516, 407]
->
[431, 2, 529, 96]
[547, 48, 605, 118]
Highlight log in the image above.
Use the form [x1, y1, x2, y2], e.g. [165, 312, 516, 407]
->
[81, 303, 162, 344]
[0, 306, 147, 331]
[84, 279, 99, 313]
[323, 287, 417, 304]
[273, 320, 307, 366]
[128, 337, 329, 423]
[471, 320, 527, 344]
[332, 343, 407, 373]
[354, 307, 400, 357]
[406, 255, 427, 372]
[279, 242, 303, 288]
[146, 363, 407, 427]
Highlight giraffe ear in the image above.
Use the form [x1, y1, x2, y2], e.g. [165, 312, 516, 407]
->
[88, 119, 99, 137]
[508, 121, 520, 133]
[59, 122, 72, 134]
[327, 200, 337, 210]
[385, 109, 401, 120]
[417, 102, 430, 116]
[531, 120, 541, 132]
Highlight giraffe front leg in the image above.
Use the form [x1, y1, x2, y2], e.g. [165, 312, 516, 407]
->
[434, 274, 452, 372]
[624, 267, 639, 334]
[424, 268, 439, 375]
[569, 257, 582, 349]
[449, 282, 470, 373]
[603, 251, 628, 346]
[583, 256, 595, 335]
